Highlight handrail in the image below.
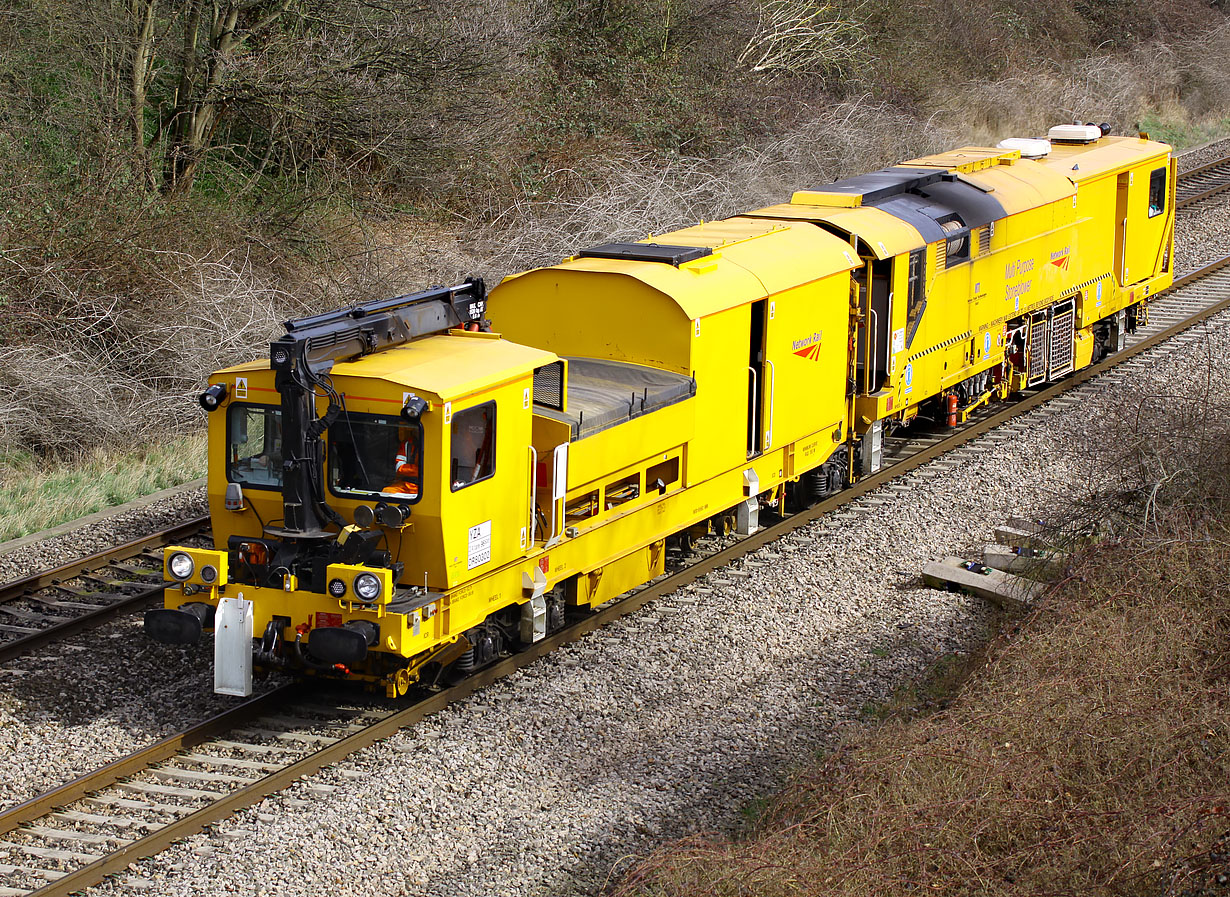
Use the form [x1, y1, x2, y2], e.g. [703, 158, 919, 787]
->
[527, 445, 538, 544]
[747, 365, 758, 456]
[866, 308, 878, 394]
[764, 359, 776, 450]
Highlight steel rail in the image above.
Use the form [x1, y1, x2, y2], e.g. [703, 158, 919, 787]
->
[0, 517, 208, 603]
[1178, 153, 1230, 179]
[8, 252, 1230, 897]
[0, 516, 210, 665]
[1176, 153, 1230, 209]
[0, 684, 299, 838]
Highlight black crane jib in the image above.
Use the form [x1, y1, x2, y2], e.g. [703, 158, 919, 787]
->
[266, 278, 487, 538]
[270, 279, 488, 377]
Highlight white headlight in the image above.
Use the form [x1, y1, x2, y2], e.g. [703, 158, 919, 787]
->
[168, 552, 195, 581]
[353, 573, 382, 602]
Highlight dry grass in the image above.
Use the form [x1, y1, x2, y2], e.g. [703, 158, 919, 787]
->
[615, 379, 1230, 896]
[618, 529, 1230, 897]
[0, 433, 207, 542]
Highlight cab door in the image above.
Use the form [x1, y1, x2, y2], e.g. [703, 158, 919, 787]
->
[1115, 161, 1173, 287]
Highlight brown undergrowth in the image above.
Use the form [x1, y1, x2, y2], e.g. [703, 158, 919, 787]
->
[616, 426, 1230, 893]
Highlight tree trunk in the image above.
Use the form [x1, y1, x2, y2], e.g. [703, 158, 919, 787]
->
[128, 0, 158, 190]
[162, 0, 289, 195]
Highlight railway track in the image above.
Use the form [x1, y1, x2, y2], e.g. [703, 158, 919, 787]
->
[2, 150, 1230, 896]
[1177, 152, 1230, 208]
[3, 250, 1230, 897]
[0, 518, 210, 666]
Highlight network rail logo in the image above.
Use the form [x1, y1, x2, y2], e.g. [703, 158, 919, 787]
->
[792, 331, 824, 361]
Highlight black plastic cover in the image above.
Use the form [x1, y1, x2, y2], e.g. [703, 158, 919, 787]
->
[807, 167, 944, 204]
[799, 167, 1006, 239]
[309, 621, 379, 665]
[145, 608, 205, 645]
[578, 242, 713, 267]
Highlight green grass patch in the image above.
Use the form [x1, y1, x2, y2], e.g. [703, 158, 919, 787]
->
[1139, 110, 1230, 150]
[0, 434, 207, 542]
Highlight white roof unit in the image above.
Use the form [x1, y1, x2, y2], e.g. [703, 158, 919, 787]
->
[997, 137, 1052, 159]
[1047, 124, 1103, 144]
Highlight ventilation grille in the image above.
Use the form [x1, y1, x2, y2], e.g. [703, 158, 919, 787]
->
[979, 226, 992, 256]
[533, 361, 565, 410]
[1049, 299, 1076, 379]
[933, 240, 946, 270]
[1027, 312, 1048, 387]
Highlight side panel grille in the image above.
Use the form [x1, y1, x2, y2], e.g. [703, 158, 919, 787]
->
[1027, 311, 1048, 387]
[533, 361, 565, 410]
[1048, 298, 1076, 379]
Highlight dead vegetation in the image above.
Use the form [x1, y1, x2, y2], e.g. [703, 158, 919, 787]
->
[0, 0, 1228, 480]
[613, 348, 1230, 895]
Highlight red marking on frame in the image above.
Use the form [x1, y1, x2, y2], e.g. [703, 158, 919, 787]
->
[316, 612, 343, 629]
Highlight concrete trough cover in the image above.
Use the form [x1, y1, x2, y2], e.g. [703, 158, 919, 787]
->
[982, 543, 1067, 578]
[993, 519, 1055, 551]
[922, 556, 1043, 611]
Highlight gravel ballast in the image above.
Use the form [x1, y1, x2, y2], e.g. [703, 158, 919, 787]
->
[72, 305, 1230, 897]
[0, 144, 1227, 897]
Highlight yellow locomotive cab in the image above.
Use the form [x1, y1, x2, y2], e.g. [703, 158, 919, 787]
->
[152, 126, 1176, 697]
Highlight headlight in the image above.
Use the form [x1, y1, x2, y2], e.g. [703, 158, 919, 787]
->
[353, 573, 382, 602]
[328, 578, 347, 598]
[198, 383, 228, 411]
[168, 552, 195, 581]
[200, 565, 218, 584]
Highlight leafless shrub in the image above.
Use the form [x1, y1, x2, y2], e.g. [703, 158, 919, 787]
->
[1171, 21, 1230, 117]
[737, 0, 867, 80]
[0, 248, 297, 457]
[476, 99, 957, 272]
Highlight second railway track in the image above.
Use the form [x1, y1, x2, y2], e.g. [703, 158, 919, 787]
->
[1177, 151, 1230, 208]
[0, 518, 210, 666]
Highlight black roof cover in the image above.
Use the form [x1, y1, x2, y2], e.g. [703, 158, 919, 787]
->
[811, 167, 945, 204]
[579, 242, 713, 267]
[811, 166, 1007, 238]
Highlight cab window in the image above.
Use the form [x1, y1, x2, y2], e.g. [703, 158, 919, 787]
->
[329, 413, 422, 503]
[227, 405, 283, 489]
[451, 402, 496, 491]
[905, 248, 926, 346]
[1148, 167, 1166, 218]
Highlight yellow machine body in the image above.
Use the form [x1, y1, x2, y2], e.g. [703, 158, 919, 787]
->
[159, 131, 1175, 696]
